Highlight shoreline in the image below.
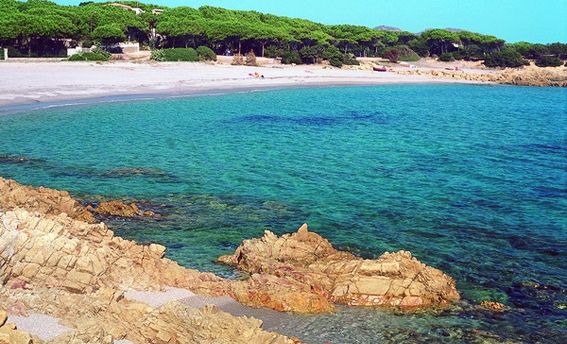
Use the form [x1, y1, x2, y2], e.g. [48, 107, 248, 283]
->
[0, 81, 491, 116]
[0, 177, 464, 343]
[0, 61, 493, 114]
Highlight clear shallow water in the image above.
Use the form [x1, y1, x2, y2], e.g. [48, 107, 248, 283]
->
[0, 85, 565, 343]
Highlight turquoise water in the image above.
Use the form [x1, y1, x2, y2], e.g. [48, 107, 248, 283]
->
[0, 85, 565, 343]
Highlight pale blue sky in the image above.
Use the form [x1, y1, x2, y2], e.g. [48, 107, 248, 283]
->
[54, 0, 567, 43]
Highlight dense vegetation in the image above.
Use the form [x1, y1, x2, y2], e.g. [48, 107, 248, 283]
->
[68, 49, 110, 61]
[151, 47, 198, 61]
[0, 0, 565, 68]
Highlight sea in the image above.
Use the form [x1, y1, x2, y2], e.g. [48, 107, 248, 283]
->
[0, 84, 565, 343]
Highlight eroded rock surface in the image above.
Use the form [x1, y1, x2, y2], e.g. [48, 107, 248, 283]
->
[0, 177, 94, 223]
[94, 200, 148, 218]
[0, 177, 154, 222]
[219, 224, 460, 309]
[479, 301, 507, 312]
[0, 288, 293, 344]
[0, 177, 462, 343]
[397, 65, 567, 87]
[0, 207, 294, 343]
[0, 207, 232, 295]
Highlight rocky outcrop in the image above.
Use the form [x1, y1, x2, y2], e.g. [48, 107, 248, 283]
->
[94, 200, 154, 218]
[397, 65, 567, 87]
[0, 310, 33, 344]
[0, 177, 460, 313]
[0, 177, 95, 223]
[0, 206, 328, 314]
[495, 66, 567, 87]
[0, 288, 294, 344]
[219, 224, 460, 310]
[0, 177, 155, 222]
[0, 177, 463, 342]
[479, 301, 507, 312]
[0, 207, 295, 343]
[0, 208, 229, 294]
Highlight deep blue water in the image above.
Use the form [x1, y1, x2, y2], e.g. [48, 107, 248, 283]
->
[0, 85, 565, 343]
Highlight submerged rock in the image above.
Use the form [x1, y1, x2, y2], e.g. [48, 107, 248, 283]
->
[0, 176, 462, 343]
[479, 301, 507, 312]
[219, 224, 460, 310]
[94, 200, 145, 218]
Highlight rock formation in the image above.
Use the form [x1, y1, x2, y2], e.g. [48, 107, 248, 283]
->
[0, 208, 228, 294]
[495, 66, 567, 87]
[0, 177, 462, 342]
[94, 200, 153, 218]
[0, 208, 295, 343]
[397, 65, 567, 87]
[0, 205, 328, 314]
[219, 224, 460, 309]
[0, 177, 95, 223]
[0, 178, 297, 343]
[0, 177, 155, 222]
[0, 287, 293, 344]
[479, 301, 507, 312]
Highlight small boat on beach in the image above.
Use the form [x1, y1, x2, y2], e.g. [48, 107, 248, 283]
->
[373, 66, 388, 72]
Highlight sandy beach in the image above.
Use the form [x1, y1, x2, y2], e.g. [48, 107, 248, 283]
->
[0, 60, 491, 111]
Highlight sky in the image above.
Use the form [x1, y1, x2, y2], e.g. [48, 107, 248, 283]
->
[54, 0, 567, 43]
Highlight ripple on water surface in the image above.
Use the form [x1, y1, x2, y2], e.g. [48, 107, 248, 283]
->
[0, 85, 565, 343]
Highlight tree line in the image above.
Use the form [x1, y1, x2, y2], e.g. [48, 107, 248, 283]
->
[0, 0, 565, 67]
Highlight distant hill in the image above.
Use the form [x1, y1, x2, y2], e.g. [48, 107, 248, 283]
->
[374, 25, 402, 32]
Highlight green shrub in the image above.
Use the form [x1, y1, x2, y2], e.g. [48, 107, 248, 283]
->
[265, 46, 283, 58]
[151, 49, 165, 61]
[461, 45, 484, 61]
[342, 53, 359, 65]
[92, 24, 126, 45]
[395, 45, 420, 62]
[408, 38, 429, 57]
[383, 48, 401, 63]
[299, 45, 324, 64]
[151, 48, 199, 62]
[438, 52, 455, 62]
[322, 46, 344, 67]
[535, 55, 562, 67]
[7, 48, 24, 57]
[483, 48, 528, 68]
[451, 51, 464, 60]
[81, 39, 95, 48]
[196, 46, 216, 61]
[68, 50, 110, 61]
[281, 50, 302, 65]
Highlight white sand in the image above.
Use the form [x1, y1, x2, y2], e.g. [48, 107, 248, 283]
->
[0, 61, 487, 110]
[180, 295, 296, 330]
[124, 287, 195, 308]
[7, 313, 73, 341]
[124, 286, 294, 330]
